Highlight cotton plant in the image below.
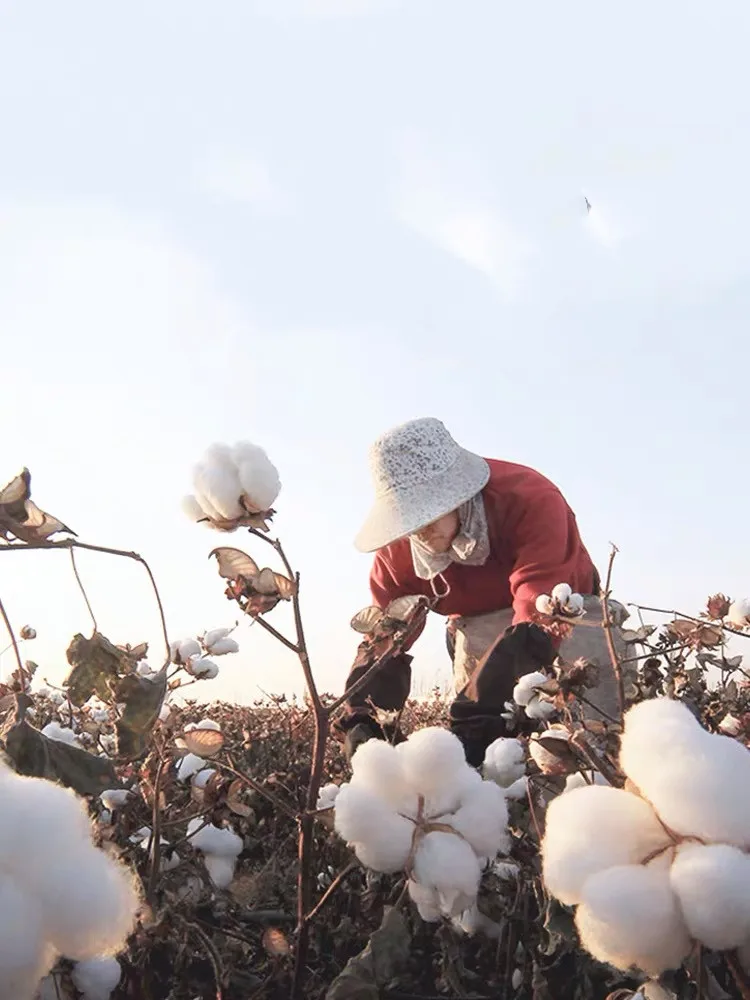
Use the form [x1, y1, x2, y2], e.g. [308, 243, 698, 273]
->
[333, 728, 511, 924]
[542, 697, 750, 977]
[182, 440, 281, 533]
[0, 762, 139, 1000]
[168, 626, 240, 685]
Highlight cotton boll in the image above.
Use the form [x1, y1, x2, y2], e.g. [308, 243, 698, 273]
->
[191, 769, 217, 790]
[450, 781, 510, 858]
[194, 718, 221, 731]
[0, 875, 55, 1000]
[204, 854, 237, 889]
[100, 789, 132, 811]
[535, 594, 555, 616]
[670, 842, 750, 950]
[413, 832, 482, 916]
[525, 697, 556, 720]
[728, 598, 750, 628]
[207, 637, 239, 656]
[334, 785, 398, 844]
[542, 785, 671, 906]
[36, 845, 139, 960]
[620, 698, 750, 847]
[41, 721, 79, 746]
[177, 753, 206, 781]
[503, 776, 529, 801]
[203, 627, 232, 647]
[418, 767, 482, 821]
[350, 738, 414, 811]
[158, 702, 172, 723]
[408, 879, 442, 922]
[193, 453, 243, 521]
[512, 672, 548, 708]
[231, 441, 281, 510]
[316, 783, 341, 810]
[551, 583, 572, 603]
[564, 592, 585, 615]
[483, 738, 525, 788]
[72, 956, 121, 1000]
[189, 658, 219, 679]
[564, 771, 608, 793]
[576, 864, 691, 976]
[399, 727, 468, 794]
[173, 638, 202, 664]
[187, 819, 243, 859]
[182, 494, 207, 524]
[0, 772, 93, 863]
[135, 660, 154, 677]
[352, 812, 414, 873]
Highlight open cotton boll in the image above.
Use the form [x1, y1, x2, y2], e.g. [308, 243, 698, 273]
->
[576, 864, 691, 977]
[207, 636, 239, 656]
[551, 583, 572, 603]
[728, 598, 750, 628]
[72, 956, 121, 1000]
[412, 831, 482, 916]
[177, 753, 206, 781]
[171, 638, 202, 664]
[193, 453, 244, 521]
[204, 854, 237, 889]
[181, 494, 207, 524]
[483, 738, 525, 788]
[417, 767, 482, 822]
[34, 844, 139, 960]
[204, 627, 232, 647]
[542, 785, 670, 906]
[41, 721, 79, 746]
[334, 784, 398, 844]
[512, 672, 548, 708]
[0, 875, 55, 1000]
[100, 789, 132, 811]
[189, 658, 219, 679]
[407, 879, 442, 922]
[620, 698, 750, 847]
[316, 783, 342, 810]
[187, 819, 243, 859]
[399, 727, 468, 794]
[231, 441, 281, 510]
[525, 697, 556, 720]
[350, 738, 415, 812]
[535, 594, 555, 615]
[503, 776, 529, 801]
[191, 769, 217, 790]
[0, 771, 93, 863]
[450, 781, 510, 858]
[351, 811, 414, 873]
[670, 842, 750, 950]
[194, 718, 221, 731]
[564, 771, 608, 794]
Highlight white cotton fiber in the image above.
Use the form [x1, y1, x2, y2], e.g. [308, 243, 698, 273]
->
[512, 672, 548, 708]
[182, 494, 207, 524]
[535, 594, 555, 615]
[551, 583, 572, 603]
[177, 753, 206, 782]
[503, 777, 528, 801]
[450, 781, 510, 858]
[193, 447, 244, 521]
[203, 855, 237, 889]
[100, 789, 132, 810]
[407, 879, 442, 922]
[412, 832, 482, 917]
[352, 811, 414, 873]
[187, 819, 243, 859]
[72, 956, 121, 1000]
[41, 721, 79, 746]
[670, 842, 750, 950]
[189, 658, 219, 679]
[576, 864, 691, 976]
[542, 785, 671, 906]
[350, 738, 413, 810]
[483, 738, 525, 788]
[0, 875, 54, 1000]
[399, 727, 468, 795]
[620, 698, 750, 847]
[564, 771, 608, 794]
[334, 784, 397, 844]
[525, 698, 556, 720]
[204, 627, 232, 647]
[231, 441, 281, 510]
[207, 637, 239, 656]
[316, 783, 341, 810]
[193, 718, 221, 731]
[728, 598, 750, 628]
[191, 769, 216, 790]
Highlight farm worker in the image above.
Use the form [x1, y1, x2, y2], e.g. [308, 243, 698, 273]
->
[337, 417, 630, 766]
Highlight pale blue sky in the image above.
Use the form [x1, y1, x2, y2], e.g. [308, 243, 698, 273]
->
[1, 0, 749, 700]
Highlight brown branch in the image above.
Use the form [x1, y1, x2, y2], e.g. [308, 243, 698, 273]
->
[69, 546, 98, 631]
[0, 594, 24, 680]
[146, 753, 169, 903]
[214, 760, 298, 822]
[631, 604, 750, 642]
[304, 860, 359, 923]
[182, 918, 226, 999]
[726, 951, 750, 1000]
[600, 544, 625, 721]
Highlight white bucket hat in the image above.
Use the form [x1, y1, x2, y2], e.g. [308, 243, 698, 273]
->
[354, 417, 491, 553]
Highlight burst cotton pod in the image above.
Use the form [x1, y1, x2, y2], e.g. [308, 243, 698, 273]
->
[575, 864, 691, 977]
[541, 785, 671, 906]
[482, 738, 526, 789]
[619, 698, 750, 848]
[670, 843, 750, 951]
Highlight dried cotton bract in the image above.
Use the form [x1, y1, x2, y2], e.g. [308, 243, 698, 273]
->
[542, 697, 750, 976]
[0, 765, 139, 1000]
[333, 728, 510, 923]
[183, 441, 281, 531]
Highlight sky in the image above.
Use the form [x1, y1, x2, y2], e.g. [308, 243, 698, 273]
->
[1, 0, 750, 702]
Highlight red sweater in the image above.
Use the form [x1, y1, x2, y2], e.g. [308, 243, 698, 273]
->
[369, 459, 598, 649]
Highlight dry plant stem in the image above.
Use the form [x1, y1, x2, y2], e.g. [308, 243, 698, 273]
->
[601, 543, 625, 721]
[182, 919, 225, 999]
[0, 594, 24, 678]
[632, 604, 750, 642]
[305, 861, 359, 923]
[146, 754, 169, 903]
[216, 760, 298, 822]
[69, 546, 98, 631]
[0, 537, 171, 665]
[725, 952, 750, 1000]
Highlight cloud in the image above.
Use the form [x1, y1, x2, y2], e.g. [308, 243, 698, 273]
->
[392, 135, 534, 298]
[194, 151, 289, 214]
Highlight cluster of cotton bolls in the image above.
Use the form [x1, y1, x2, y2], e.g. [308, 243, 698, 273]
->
[169, 627, 240, 683]
[182, 441, 281, 529]
[542, 697, 750, 976]
[0, 763, 139, 1000]
[535, 582, 585, 618]
[333, 728, 511, 923]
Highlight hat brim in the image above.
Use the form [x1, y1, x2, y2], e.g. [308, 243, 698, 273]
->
[354, 451, 490, 553]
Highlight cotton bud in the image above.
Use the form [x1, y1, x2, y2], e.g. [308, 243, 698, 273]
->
[728, 598, 750, 628]
[535, 594, 555, 616]
[72, 956, 121, 999]
[483, 738, 526, 788]
[551, 583, 572, 604]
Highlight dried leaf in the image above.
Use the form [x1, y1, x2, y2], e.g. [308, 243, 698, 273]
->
[211, 547, 261, 581]
[0, 469, 75, 543]
[254, 567, 296, 599]
[350, 607, 384, 634]
[326, 906, 410, 1000]
[707, 593, 731, 620]
[226, 778, 254, 818]
[5, 718, 121, 796]
[665, 620, 696, 641]
[620, 625, 656, 644]
[65, 632, 128, 706]
[262, 927, 291, 957]
[115, 670, 168, 760]
[183, 727, 224, 758]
